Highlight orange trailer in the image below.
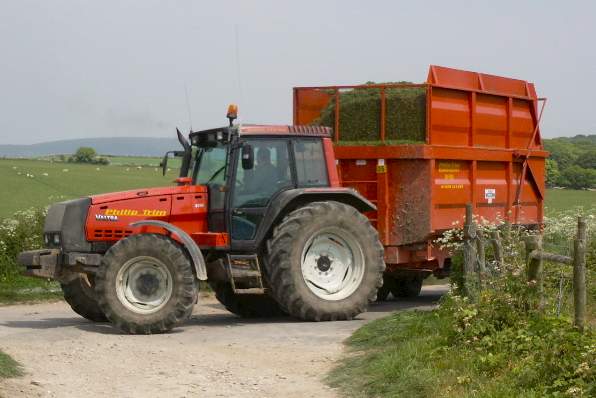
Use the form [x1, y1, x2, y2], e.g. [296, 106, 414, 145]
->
[293, 65, 547, 275]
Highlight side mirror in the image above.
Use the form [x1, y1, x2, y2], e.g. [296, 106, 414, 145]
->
[241, 144, 254, 170]
[161, 152, 170, 176]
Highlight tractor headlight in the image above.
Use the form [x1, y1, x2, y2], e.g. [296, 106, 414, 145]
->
[44, 233, 61, 246]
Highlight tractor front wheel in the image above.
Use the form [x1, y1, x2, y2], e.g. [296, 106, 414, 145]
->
[265, 201, 384, 321]
[95, 234, 197, 334]
[61, 274, 107, 322]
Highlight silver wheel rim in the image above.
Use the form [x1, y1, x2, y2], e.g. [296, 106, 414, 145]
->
[300, 227, 365, 301]
[115, 256, 173, 314]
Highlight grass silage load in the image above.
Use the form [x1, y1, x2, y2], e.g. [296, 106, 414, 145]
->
[313, 83, 426, 144]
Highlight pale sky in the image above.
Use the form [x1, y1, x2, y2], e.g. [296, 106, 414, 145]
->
[1, 0, 594, 144]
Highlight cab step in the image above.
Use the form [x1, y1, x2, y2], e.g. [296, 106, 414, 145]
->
[226, 254, 265, 294]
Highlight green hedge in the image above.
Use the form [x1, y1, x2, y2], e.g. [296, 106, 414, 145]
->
[0, 208, 46, 282]
[313, 84, 426, 143]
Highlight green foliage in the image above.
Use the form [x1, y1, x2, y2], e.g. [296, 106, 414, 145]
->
[544, 135, 596, 189]
[69, 146, 97, 163]
[561, 165, 596, 190]
[313, 83, 427, 142]
[0, 208, 46, 282]
[331, 208, 595, 398]
[546, 158, 561, 187]
[0, 206, 62, 303]
[577, 151, 596, 169]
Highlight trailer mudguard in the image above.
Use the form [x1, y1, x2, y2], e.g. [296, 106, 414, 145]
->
[247, 187, 376, 250]
[130, 220, 207, 280]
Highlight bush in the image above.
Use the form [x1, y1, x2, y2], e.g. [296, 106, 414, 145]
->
[0, 208, 46, 282]
[313, 83, 426, 143]
[69, 147, 97, 163]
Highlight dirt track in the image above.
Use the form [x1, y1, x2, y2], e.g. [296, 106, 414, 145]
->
[0, 285, 447, 398]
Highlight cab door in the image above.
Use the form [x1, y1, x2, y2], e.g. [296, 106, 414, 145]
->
[229, 138, 294, 247]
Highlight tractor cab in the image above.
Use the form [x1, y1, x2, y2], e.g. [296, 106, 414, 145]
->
[163, 107, 337, 250]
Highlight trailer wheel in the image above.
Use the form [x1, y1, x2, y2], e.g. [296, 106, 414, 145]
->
[95, 234, 197, 334]
[61, 274, 107, 322]
[375, 274, 397, 302]
[265, 201, 384, 321]
[391, 276, 423, 298]
[210, 282, 286, 318]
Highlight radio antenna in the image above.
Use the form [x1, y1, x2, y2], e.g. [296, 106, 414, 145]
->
[184, 83, 193, 131]
[234, 24, 244, 118]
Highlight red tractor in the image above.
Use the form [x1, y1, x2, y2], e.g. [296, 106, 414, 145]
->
[18, 107, 385, 334]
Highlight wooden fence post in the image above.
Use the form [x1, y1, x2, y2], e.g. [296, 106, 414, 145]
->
[573, 217, 587, 332]
[490, 230, 504, 270]
[525, 234, 544, 310]
[475, 230, 486, 288]
[463, 203, 478, 298]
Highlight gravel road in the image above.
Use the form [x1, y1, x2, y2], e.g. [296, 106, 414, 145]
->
[0, 285, 447, 398]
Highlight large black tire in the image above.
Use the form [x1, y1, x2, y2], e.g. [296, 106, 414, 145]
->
[210, 282, 286, 318]
[95, 234, 197, 334]
[391, 276, 423, 298]
[61, 274, 107, 322]
[265, 201, 385, 321]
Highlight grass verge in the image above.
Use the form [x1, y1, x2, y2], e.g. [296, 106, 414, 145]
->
[0, 350, 23, 379]
[0, 276, 62, 305]
[328, 304, 595, 397]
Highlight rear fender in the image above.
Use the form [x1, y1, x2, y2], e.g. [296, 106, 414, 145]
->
[253, 188, 376, 249]
[130, 220, 207, 280]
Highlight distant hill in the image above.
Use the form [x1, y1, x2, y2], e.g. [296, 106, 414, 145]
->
[0, 137, 180, 158]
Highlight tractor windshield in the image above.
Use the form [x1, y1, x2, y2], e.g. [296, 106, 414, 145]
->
[190, 144, 228, 185]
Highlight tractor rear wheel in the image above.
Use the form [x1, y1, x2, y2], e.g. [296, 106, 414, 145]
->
[265, 201, 384, 321]
[391, 276, 423, 298]
[210, 282, 286, 318]
[95, 234, 197, 334]
[61, 274, 107, 322]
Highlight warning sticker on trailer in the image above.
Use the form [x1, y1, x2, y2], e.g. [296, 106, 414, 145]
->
[485, 188, 496, 204]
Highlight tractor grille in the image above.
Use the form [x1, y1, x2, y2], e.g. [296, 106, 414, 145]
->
[93, 229, 133, 240]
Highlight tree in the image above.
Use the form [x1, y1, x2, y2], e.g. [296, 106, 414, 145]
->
[544, 140, 578, 170]
[576, 150, 596, 169]
[545, 158, 561, 187]
[560, 165, 596, 189]
[70, 147, 97, 163]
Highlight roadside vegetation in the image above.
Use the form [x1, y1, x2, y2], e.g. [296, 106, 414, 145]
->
[329, 208, 595, 397]
[0, 349, 23, 379]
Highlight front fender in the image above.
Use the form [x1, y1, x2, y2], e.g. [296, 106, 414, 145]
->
[252, 188, 376, 249]
[130, 220, 207, 280]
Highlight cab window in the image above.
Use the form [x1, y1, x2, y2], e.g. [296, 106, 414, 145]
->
[232, 139, 292, 208]
[293, 139, 328, 187]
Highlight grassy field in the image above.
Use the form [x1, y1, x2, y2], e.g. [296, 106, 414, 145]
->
[106, 155, 181, 168]
[544, 188, 596, 212]
[0, 158, 179, 217]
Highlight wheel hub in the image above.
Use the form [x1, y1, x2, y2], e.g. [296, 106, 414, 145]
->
[316, 255, 332, 272]
[135, 272, 161, 297]
[115, 256, 173, 315]
[300, 228, 365, 301]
